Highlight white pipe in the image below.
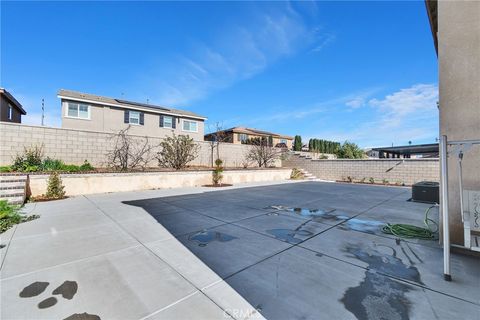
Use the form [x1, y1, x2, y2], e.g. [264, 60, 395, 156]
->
[448, 139, 480, 145]
[440, 135, 452, 281]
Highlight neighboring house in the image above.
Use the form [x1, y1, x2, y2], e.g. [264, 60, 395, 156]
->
[369, 143, 439, 159]
[204, 127, 293, 149]
[59, 89, 207, 140]
[0, 88, 27, 123]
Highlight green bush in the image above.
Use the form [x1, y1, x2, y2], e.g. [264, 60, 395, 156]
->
[212, 159, 224, 185]
[45, 172, 66, 199]
[293, 135, 302, 151]
[335, 141, 365, 159]
[0, 166, 12, 173]
[79, 160, 94, 171]
[290, 168, 304, 180]
[12, 145, 44, 171]
[0, 200, 39, 233]
[42, 158, 65, 171]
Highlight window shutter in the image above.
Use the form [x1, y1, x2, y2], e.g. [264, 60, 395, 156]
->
[159, 115, 164, 127]
[124, 110, 129, 123]
[172, 117, 176, 129]
[139, 112, 144, 125]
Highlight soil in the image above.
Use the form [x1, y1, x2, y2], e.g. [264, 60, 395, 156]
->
[29, 195, 68, 202]
[202, 184, 233, 188]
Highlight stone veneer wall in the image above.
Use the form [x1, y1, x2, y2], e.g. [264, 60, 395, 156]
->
[0, 122, 273, 168]
[283, 153, 439, 186]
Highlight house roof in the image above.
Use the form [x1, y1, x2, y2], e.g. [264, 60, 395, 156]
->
[425, 0, 438, 54]
[57, 89, 207, 120]
[372, 143, 439, 155]
[206, 126, 293, 140]
[0, 88, 27, 115]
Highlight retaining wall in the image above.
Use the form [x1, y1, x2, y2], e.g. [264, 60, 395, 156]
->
[27, 168, 292, 196]
[283, 153, 439, 185]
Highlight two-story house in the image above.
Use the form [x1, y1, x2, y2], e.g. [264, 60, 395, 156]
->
[0, 88, 27, 123]
[59, 89, 206, 140]
[204, 126, 293, 149]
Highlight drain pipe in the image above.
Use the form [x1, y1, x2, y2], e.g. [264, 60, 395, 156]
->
[440, 135, 451, 281]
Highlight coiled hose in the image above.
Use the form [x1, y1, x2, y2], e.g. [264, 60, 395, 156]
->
[382, 205, 438, 240]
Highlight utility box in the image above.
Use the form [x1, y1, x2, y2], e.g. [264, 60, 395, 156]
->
[412, 181, 439, 204]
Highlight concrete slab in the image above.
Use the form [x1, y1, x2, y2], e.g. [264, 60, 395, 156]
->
[1, 223, 138, 278]
[177, 224, 292, 278]
[300, 227, 480, 305]
[145, 292, 230, 320]
[191, 206, 268, 224]
[233, 212, 331, 244]
[225, 246, 479, 320]
[151, 211, 226, 237]
[1, 246, 197, 320]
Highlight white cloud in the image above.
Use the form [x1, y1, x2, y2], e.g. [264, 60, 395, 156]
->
[345, 97, 365, 109]
[153, 4, 326, 106]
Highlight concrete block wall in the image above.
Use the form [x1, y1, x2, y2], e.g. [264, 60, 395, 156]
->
[0, 122, 275, 168]
[283, 153, 439, 185]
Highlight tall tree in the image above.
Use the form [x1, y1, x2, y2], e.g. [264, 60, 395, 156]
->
[293, 135, 302, 151]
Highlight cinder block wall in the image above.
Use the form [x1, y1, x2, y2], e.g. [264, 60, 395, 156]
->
[283, 153, 439, 185]
[0, 122, 274, 168]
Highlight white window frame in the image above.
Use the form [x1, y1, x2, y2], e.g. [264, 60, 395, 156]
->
[239, 133, 248, 142]
[163, 116, 173, 128]
[182, 119, 198, 133]
[65, 102, 90, 120]
[129, 111, 140, 125]
[280, 139, 287, 144]
[7, 104, 13, 120]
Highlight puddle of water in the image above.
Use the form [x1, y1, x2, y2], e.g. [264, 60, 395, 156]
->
[267, 205, 349, 221]
[38, 297, 57, 309]
[0, 244, 5, 249]
[188, 230, 237, 247]
[341, 219, 386, 234]
[19, 281, 49, 298]
[64, 313, 101, 320]
[341, 243, 422, 320]
[53, 281, 78, 300]
[266, 229, 313, 244]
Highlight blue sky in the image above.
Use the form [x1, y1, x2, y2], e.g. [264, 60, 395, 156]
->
[1, 1, 438, 147]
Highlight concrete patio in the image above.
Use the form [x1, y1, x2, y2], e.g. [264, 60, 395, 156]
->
[1, 181, 479, 319]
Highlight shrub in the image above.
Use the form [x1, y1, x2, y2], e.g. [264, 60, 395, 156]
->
[157, 134, 199, 170]
[45, 172, 66, 199]
[79, 160, 94, 171]
[245, 138, 283, 167]
[0, 166, 12, 173]
[42, 157, 65, 171]
[12, 145, 44, 171]
[290, 168, 304, 180]
[212, 159, 224, 186]
[382, 178, 389, 185]
[346, 176, 354, 183]
[293, 135, 302, 151]
[0, 200, 39, 233]
[369, 177, 375, 184]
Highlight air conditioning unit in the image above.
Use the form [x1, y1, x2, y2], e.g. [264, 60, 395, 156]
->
[412, 181, 439, 204]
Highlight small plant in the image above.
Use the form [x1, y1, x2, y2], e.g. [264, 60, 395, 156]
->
[0, 166, 12, 173]
[360, 177, 366, 183]
[369, 177, 375, 184]
[290, 168, 305, 180]
[382, 178, 389, 185]
[42, 157, 64, 171]
[346, 176, 354, 183]
[319, 154, 328, 160]
[79, 160, 94, 171]
[0, 200, 39, 233]
[45, 172, 66, 199]
[212, 159, 224, 186]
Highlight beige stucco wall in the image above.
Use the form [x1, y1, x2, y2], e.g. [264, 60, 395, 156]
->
[61, 100, 205, 141]
[283, 153, 439, 186]
[438, 0, 480, 245]
[27, 168, 292, 197]
[0, 122, 281, 168]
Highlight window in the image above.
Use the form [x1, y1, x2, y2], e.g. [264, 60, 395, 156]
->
[163, 116, 173, 128]
[67, 102, 90, 119]
[129, 111, 140, 125]
[182, 120, 198, 132]
[280, 139, 287, 143]
[238, 133, 248, 142]
[8, 104, 13, 120]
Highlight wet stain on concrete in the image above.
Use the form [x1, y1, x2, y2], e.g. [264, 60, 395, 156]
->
[19, 281, 50, 298]
[38, 297, 57, 309]
[267, 205, 349, 221]
[64, 312, 101, 320]
[0, 244, 5, 249]
[53, 280, 78, 300]
[340, 243, 423, 320]
[267, 229, 313, 244]
[188, 230, 237, 247]
[340, 219, 386, 234]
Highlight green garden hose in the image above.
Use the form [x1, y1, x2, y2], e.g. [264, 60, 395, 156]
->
[382, 205, 438, 240]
